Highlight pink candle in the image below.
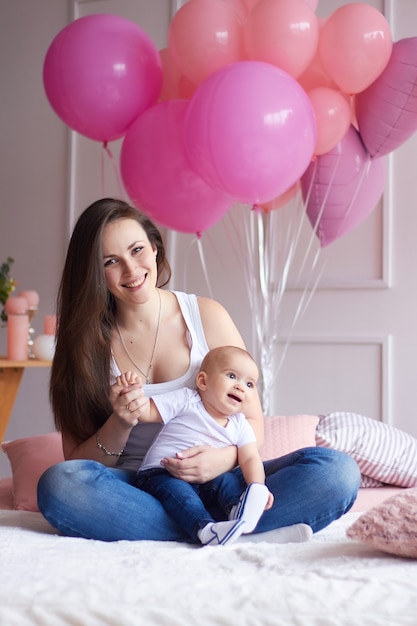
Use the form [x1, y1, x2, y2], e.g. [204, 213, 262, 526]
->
[6, 302, 29, 361]
[44, 314, 57, 335]
[5, 296, 28, 315]
[18, 290, 39, 309]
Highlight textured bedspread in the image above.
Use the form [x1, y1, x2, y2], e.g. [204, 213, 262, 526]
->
[1, 511, 416, 626]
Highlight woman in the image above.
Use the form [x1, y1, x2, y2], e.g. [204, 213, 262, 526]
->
[37, 198, 360, 541]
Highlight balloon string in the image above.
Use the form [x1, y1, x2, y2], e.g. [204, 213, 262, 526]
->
[100, 144, 106, 198]
[201, 197, 331, 413]
[272, 171, 333, 382]
[205, 204, 249, 286]
[331, 157, 370, 244]
[101, 142, 127, 200]
[292, 158, 336, 288]
[275, 155, 372, 383]
[227, 204, 256, 293]
[183, 234, 214, 299]
[196, 234, 214, 300]
[275, 257, 326, 379]
[274, 193, 304, 302]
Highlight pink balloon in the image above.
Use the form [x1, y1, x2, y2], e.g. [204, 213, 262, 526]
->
[120, 100, 233, 234]
[356, 37, 417, 159]
[168, 0, 246, 86]
[184, 61, 317, 205]
[308, 87, 351, 155]
[301, 126, 387, 247]
[243, 0, 319, 78]
[43, 15, 162, 143]
[319, 4, 392, 94]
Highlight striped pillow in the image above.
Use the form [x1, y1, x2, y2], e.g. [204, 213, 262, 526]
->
[316, 412, 417, 488]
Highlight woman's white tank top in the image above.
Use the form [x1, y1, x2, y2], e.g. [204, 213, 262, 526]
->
[113, 291, 209, 470]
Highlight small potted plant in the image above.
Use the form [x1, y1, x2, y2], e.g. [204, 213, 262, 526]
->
[0, 257, 17, 324]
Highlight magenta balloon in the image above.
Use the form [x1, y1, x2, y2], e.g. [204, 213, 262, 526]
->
[301, 126, 387, 247]
[356, 37, 417, 159]
[184, 61, 316, 204]
[120, 100, 233, 234]
[43, 14, 162, 143]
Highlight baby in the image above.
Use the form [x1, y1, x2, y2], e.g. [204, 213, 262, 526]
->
[118, 346, 273, 546]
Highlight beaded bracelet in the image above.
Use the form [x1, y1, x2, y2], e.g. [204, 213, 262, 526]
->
[96, 432, 125, 457]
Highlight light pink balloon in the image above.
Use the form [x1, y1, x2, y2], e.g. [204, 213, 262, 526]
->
[219, 0, 249, 19]
[356, 37, 417, 158]
[244, 0, 261, 10]
[308, 87, 351, 155]
[301, 126, 387, 247]
[298, 18, 338, 92]
[159, 48, 182, 101]
[168, 0, 246, 86]
[319, 4, 392, 94]
[159, 48, 197, 101]
[120, 100, 233, 234]
[243, 0, 319, 78]
[43, 14, 162, 143]
[260, 181, 301, 213]
[303, 0, 318, 10]
[184, 61, 316, 205]
[298, 52, 336, 92]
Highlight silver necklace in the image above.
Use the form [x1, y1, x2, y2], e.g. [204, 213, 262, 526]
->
[116, 289, 162, 384]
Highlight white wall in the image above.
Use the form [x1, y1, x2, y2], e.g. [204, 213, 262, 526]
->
[0, 0, 70, 476]
[1, 0, 417, 477]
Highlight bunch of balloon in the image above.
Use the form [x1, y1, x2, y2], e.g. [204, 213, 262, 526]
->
[42, 3, 417, 412]
[151, 0, 396, 411]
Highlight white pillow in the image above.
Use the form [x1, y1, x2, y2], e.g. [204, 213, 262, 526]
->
[316, 412, 417, 488]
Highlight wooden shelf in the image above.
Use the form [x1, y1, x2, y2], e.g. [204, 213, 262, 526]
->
[0, 357, 52, 368]
[0, 356, 52, 442]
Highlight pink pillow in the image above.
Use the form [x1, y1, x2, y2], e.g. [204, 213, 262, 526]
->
[347, 488, 417, 558]
[1, 432, 64, 511]
[259, 415, 319, 461]
[0, 477, 14, 510]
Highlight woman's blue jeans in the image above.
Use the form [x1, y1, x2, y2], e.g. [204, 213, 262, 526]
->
[37, 447, 360, 542]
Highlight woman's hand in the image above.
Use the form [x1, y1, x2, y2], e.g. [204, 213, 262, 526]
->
[161, 444, 237, 483]
[109, 372, 149, 427]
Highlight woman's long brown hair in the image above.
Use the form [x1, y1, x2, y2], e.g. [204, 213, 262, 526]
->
[50, 198, 171, 442]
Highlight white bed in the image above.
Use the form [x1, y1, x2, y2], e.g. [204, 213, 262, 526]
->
[0, 508, 416, 626]
[2, 412, 417, 625]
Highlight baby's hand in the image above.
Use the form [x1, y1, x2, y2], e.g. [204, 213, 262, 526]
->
[117, 371, 140, 387]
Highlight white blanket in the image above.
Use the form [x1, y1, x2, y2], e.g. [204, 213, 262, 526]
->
[1, 510, 416, 626]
